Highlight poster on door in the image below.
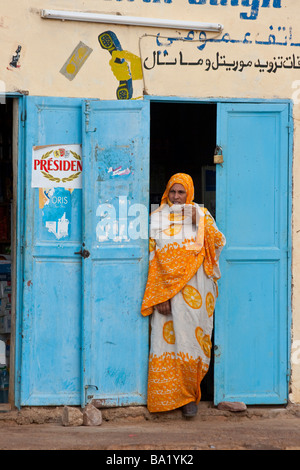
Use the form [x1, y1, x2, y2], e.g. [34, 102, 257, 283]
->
[32, 144, 82, 189]
[40, 187, 72, 240]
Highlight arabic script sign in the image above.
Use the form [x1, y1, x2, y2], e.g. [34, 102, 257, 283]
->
[32, 144, 82, 188]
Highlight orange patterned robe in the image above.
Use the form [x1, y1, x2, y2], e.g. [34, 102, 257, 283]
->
[141, 196, 225, 412]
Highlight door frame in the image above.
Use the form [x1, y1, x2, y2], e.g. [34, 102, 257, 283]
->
[14, 94, 293, 408]
[0, 92, 26, 409]
[144, 94, 293, 402]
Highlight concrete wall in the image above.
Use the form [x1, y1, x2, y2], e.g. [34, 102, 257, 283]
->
[1, 0, 300, 402]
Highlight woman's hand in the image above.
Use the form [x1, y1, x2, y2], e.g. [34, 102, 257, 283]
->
[156, 300, 171, 315]
[182, 205, 197, 225]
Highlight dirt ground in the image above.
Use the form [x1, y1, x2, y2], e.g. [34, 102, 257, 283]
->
[1, 417, 300, 451]
[1, 402, 300, 451]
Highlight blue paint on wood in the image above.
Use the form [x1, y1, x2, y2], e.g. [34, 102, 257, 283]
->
[81, 100, 150, 407]
[18, 94, 291, 408]
[15, 94, 26, 408]
[20, 97, 83, 405]
[20, 97, 150, 407]
[214, 102, 291, 405]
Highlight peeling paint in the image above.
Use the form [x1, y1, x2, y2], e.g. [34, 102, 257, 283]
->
[107, 166, 133, 178]
[42, 188, 72, 240]
[45, 212, 70, 240]
[108, 166, 132, 177]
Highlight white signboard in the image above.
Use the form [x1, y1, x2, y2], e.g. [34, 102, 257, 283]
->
[32, 144, 82, 188]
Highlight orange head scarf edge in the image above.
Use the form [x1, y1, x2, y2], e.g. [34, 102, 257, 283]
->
[160, 173, 195, 206]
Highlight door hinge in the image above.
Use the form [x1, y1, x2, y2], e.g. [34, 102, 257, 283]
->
[286, 122, 293, 133]
[84, 102, 96, 133]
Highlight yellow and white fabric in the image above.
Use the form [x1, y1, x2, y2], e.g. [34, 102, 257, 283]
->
[141, 173, 225, 413]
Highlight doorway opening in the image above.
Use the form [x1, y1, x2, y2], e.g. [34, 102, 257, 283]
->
[150, 101, 217, 401]
[0, 98, 15, 410]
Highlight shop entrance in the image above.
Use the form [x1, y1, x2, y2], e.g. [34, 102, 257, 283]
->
[16, 96, 291, 408]
[150, 101, 217, 400]
[149, 99, 291, 405]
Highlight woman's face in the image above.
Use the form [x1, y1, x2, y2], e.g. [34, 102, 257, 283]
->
[168, 183, 187, 205]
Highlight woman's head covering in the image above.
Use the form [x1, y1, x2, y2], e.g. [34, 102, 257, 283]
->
[161, 173, 195, 206]
[142, 172, 226, 317]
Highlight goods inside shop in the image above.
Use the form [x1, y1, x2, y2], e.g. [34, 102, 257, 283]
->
[0, 100, 13, 406]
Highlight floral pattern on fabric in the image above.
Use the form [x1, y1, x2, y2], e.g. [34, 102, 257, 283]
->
[141, 174, 225, 413]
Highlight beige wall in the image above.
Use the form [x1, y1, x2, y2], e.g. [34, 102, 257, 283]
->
[1, 0, 300, 402]
[1, 1, 300, 100]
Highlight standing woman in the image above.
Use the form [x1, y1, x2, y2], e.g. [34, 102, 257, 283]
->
[141, 173, 226, 417]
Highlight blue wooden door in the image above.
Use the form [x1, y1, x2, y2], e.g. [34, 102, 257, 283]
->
[214, 102, 291, 405]
[20, 97, 150, 407]
[80, 100, 150, 406]
[20, 96, 83, 405]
